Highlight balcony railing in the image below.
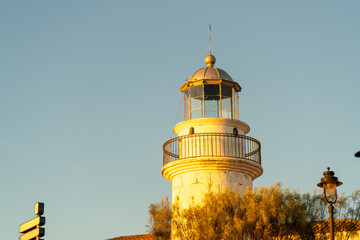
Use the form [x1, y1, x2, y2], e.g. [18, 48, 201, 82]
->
[163, 133, 261, 166]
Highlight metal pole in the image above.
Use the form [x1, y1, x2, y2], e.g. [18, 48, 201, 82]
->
[329, 203, 334, 240]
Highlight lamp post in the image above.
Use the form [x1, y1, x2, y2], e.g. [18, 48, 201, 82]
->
[317, 167, 342, 240]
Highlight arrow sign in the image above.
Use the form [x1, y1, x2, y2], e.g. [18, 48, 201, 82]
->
[34, 202, 44, 216]
[19, 227, 45, 240]
[19, 216, 45, 233]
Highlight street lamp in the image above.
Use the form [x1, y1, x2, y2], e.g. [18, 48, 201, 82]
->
[355, 151, 360, 158]
[317, 167, 342, 240]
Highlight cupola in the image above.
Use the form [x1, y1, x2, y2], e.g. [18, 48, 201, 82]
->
[180, 54, 241, 120]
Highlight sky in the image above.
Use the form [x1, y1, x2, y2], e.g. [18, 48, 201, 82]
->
[1, 1, 360, 239]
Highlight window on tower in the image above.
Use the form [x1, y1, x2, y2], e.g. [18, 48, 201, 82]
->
[189, 127, 195, 134]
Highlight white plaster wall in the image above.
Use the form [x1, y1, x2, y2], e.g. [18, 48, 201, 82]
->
[179, 124, 239, 136]
[172, 170, 252, 208]
[179, 137, 246, 159]
[174, 118, 250, 137]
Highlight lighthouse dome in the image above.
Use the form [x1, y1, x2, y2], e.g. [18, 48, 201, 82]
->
[188, 54, 234, 82]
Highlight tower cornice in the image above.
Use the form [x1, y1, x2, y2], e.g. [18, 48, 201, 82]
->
[161, 157, 263, 182]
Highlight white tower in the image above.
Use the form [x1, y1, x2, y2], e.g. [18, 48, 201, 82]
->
[162, 53, 263, 209]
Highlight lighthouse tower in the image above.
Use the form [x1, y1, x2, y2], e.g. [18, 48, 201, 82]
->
[161, 52, 263, 209]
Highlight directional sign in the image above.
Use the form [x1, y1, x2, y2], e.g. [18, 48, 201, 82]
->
[35, 202, 44, 216]
[19, 227, 45, 240]
[19, 202, 45, 240]
[19, 216, 45, 233]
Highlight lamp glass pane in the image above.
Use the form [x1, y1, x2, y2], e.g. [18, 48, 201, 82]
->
[221, 85, 232, 119]
[184, 90, 189, 120]
[325, 182, 337, 197]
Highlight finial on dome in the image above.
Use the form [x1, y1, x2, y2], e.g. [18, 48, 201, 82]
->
[209, 24, 211, 55]
[205, 54, 216, 67]
[205, 24, 216, 67]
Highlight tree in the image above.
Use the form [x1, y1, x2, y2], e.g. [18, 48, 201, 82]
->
[147, 197, 172, 240]
[303, 189, 360, 240]
[147, 184, 360, 240]
[171, 184, 316, 240]
[332, 190, 360, 240]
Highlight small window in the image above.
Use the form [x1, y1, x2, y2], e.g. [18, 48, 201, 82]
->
[233, 128, 238, 136]
[189, 127, 195, 135]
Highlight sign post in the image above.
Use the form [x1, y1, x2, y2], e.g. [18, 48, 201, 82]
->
[19, 202, 45, 240]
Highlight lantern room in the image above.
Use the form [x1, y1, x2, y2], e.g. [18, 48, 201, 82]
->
[180, 54, 242, 120]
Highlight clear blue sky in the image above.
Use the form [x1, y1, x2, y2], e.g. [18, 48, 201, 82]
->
[1, 1, 359, 239]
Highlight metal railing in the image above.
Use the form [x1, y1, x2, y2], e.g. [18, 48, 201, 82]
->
[163, 133, 261, 166]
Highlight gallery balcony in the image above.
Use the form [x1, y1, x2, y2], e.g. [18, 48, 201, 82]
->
[163, 133, 261, 166]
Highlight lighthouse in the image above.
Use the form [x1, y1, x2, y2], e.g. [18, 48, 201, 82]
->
[161, 50, 263, 209]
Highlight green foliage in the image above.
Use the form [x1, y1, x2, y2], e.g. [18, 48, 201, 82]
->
[171, 184, 315, 240]
[147, 185, 360, 240]
[147, 197, 171, 240]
